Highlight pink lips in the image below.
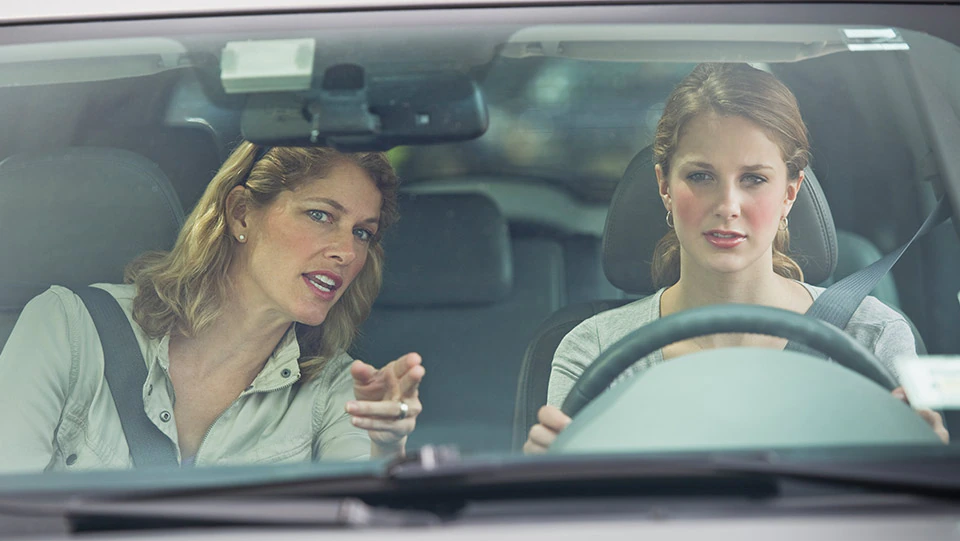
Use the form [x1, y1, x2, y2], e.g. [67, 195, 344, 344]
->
[303, 271, 342, 301]
[704, 229, 746, 249]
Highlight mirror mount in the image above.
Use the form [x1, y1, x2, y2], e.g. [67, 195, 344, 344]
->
[242, 64, 487, 151]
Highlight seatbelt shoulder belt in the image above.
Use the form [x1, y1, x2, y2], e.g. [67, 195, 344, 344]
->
[784, 196, 950, 355]
[72, 286, 179, 468]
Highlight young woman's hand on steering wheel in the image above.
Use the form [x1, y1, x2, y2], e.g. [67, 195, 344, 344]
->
[523, 405, 572, 454]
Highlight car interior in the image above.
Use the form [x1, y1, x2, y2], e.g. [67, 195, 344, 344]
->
[0, 21, 958, 458]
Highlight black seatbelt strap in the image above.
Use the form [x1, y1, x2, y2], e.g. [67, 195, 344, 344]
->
[73, 286, 179, 467]
[784, 196, 951, 357]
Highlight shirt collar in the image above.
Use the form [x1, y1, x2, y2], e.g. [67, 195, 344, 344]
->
[250, 324, 303, 391]
[150, 325, 303, 391]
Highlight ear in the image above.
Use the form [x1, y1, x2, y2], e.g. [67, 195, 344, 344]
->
[225, 185, 252, 241]
[782, 169, 804, 218]
[655, 164, 672, 212]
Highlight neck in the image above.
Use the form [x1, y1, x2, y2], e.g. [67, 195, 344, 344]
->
[169, 283, 293, 381]
[667, 256, 786, 313]
[660, 252, 807, 350]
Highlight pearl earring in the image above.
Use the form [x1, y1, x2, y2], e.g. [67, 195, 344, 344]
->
[238, 234, 246, 242]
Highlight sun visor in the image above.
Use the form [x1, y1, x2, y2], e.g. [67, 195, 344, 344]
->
[499, 24, 898, 63]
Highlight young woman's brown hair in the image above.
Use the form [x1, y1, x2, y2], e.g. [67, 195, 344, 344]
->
[650, 63, 811, 288]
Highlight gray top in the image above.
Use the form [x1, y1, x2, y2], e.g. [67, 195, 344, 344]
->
[547, 283, 916, 408]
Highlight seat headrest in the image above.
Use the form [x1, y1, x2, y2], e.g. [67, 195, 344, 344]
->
[0, 147, 185, 309]
[377, 192, 513, 307]
[603, 146, 838, 293]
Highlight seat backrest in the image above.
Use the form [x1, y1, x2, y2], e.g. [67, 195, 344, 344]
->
[0, 147, 185, 350]
[512, 145, 845, 449]
[353, 192, 565, 453]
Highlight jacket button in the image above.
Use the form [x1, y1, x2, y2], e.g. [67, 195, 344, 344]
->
[159, 410, 171, 422]
[280, 368, 291, 378]
[65, 454, 78, 466]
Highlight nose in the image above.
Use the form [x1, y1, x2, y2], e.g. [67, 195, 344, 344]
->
[714, 179, 742, 220]
[324, 227, 357, 266]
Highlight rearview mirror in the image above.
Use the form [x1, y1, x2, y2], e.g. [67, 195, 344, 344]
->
[241, 65, 488, 151]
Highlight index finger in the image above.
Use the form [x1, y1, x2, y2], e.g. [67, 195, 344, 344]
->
[390, 352, 422, 378]
[398, 363, 425, 397]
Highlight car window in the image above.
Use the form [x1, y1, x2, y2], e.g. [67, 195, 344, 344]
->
[0, 5, 959, 500]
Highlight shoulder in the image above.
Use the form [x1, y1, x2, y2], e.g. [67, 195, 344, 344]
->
[39, 283, 139, 322]
[798, 282, 915, 378]
[573, 290, 662, 344]
[799, 282, 909, 329]
[23, 284, 132, 326]
[89, 283, 137, 311]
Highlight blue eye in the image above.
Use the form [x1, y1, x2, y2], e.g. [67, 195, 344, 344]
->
[687, 172, 712, 183]
[354, 228, 374, 242]
[307, 210, 332, 223]
[743, 174, 768, 186]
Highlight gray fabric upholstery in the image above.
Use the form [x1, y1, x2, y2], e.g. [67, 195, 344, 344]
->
[377, 193, 513, 307]
[0, 147, 184, 346]
[356, 191, 565, 453]
[602, 146, 839, 293]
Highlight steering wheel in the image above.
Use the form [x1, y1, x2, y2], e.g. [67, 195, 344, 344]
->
[560, 304, 899, 418]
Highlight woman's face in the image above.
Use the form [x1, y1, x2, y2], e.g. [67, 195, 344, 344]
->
[656, 112, 802, 280]
[229, 161, 382, 327]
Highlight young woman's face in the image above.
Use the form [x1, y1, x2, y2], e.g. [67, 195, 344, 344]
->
[656, 112, 802, 280]
[231, 161, 382, 327]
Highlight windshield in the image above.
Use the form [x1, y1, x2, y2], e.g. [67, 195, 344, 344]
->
[0, 4, 959, 497]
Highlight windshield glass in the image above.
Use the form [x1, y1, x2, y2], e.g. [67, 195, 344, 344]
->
[0, 6, 959, 493]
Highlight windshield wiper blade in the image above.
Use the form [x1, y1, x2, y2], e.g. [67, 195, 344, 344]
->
[0, 496, 440, 534]
[381, 446, 960, 498]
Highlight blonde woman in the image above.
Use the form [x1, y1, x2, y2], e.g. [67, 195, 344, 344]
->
[524, 63, 948, 453]
[0, 142, 423, 470]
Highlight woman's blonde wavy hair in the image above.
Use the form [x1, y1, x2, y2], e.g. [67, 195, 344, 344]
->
[125, 141, 399, 379]
[651, 63, 811, 289]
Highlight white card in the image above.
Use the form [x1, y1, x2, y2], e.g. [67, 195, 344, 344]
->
[894, 356, 960, 410]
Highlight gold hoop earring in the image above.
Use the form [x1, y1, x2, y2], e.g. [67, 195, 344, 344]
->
[665, 210, 674, 229]
[779, 216, 789, 231]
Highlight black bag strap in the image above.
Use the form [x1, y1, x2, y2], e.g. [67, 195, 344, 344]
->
[784, 196, 951, 357]
[73, 286, 179, 467]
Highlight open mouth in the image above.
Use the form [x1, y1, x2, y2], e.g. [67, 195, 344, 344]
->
[305, 273, 341, 294]
[706, 231, 745, 239]
[704, 231, 746, 248]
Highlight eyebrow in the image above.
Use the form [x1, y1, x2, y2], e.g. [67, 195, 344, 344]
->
[683, 161, 776, 173]
[304, 197, 380, 225]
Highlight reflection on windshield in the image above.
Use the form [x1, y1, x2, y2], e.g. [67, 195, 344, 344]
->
[0, 19, 957, 485]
